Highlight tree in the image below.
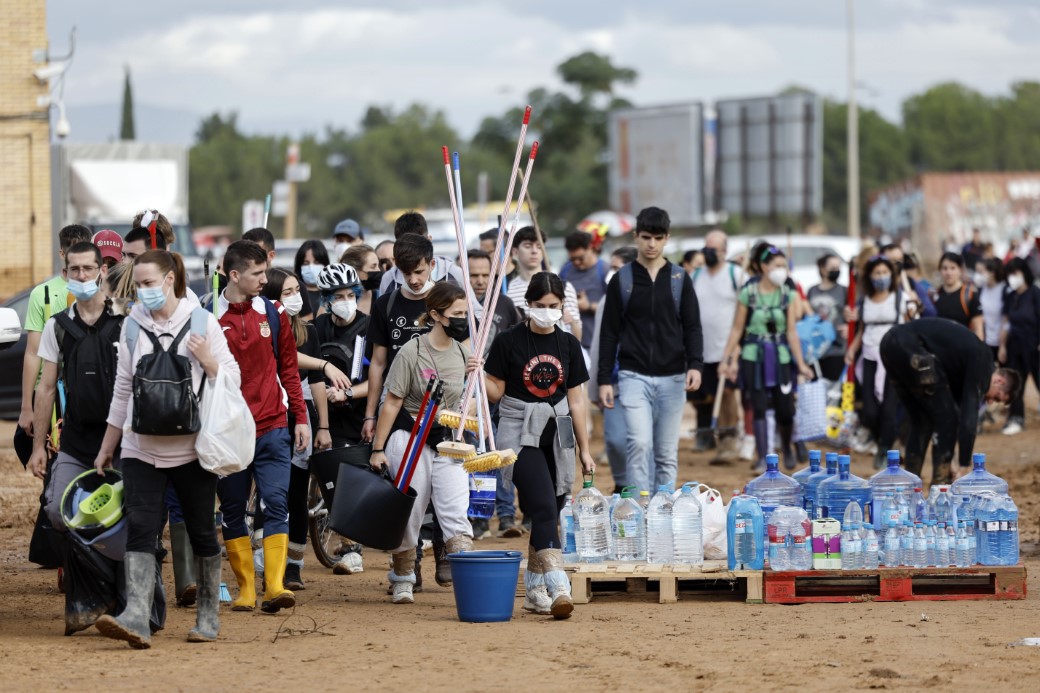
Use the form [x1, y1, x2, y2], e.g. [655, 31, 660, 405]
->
[994, 81, 1040, 170]
[903, 83, 997, 171]
[119, 66, 135, 140]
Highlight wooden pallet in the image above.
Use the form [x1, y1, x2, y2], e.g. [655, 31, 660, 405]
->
[566, 560, 763, 604]
[764, 564, 1028, 604]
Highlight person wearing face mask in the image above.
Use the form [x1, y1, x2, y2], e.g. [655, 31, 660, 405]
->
[931, 252, 983, 340]
[506, 226, 582, 342]
[974, 258, 1007, 362]
[92, 249, 239, 648]
[293, 239, 331, 320]
[482, 272, 595, 619]
[807, 253, 848, 382]
[341, 243, 384, 316]
[845, 256, 910, 467]
[997, 257, 1040, 436]
[378, 212, 468, 294]
[332, 218, 363, 260]
[215, 241, 310, 614]
[690, 230, 745, 458]
[261, 268, 333, 590]
[720, 245, 814, 472]
[368, 282, 477, 605]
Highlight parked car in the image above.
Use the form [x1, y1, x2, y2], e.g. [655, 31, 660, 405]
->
[0, 285, 32, 419]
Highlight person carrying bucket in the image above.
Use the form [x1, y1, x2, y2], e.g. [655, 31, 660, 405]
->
[368, 282, 477, 604]
[92, 250, 240, 648]
[481, 272, 595, 619]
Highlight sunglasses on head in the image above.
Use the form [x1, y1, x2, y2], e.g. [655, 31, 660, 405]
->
[759, 246, 782, 262]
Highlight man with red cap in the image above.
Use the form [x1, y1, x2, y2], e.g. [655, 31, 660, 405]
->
[92, 230, 123, 269]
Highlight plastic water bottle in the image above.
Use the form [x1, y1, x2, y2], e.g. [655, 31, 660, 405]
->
[878, 493, 901, 546]
[769, 511, 790, 572]
[574, 480, 609, 563]
[899, 522, 914, 567]
[862, 523, 880, 569]
[607, 492, 621, 556]
[789, 512, 812, 570]
[645, 486, 673, 564]
[745, 454, 803, 521]
[926, 486, 940, 522]
[883, 522, 901, 567]
[955, 521, 971, 568]
[912, 523, 928, 568]
[842, 500, 864, 533]
[935, 522, 950, 567]
[977, 493, 1001, 566]
[950, 453, 1009, 508]
[804, 451, 838, 518]
[560, 495, 578, 562]
[817, 455, 871, 522]
[840, 525, 854, 570]
[965, 510, 978, 565]
[727, 494, 765, 570]
[638, 490, 651, 514]
[868, 450, 922, 526]
[672, 483, 703, 565]
[611, 489, 645, 561]
[910, 487, 927, 524]
[934, 487, 956, 525]
[924, 521, 938, 567]
[793, 449, 822, 495]
[896, 492, 910, 524]
[1003, 495, 1019, 566]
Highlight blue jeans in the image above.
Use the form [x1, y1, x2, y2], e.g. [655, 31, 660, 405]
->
[218, 427, 292, 540]
[495, 468, 516, 518]
[618, 371, 686, 493]
[602, 393, 629, 488]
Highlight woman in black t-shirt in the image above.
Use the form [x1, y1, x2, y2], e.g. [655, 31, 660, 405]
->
[483, 272, 595, 620]
[999, 258, 1040, 435]
[931, 252, 984, 340]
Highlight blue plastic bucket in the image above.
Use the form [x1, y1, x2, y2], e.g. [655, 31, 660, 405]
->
[467, 471, 496, 519]
[447, 550, 522, 623]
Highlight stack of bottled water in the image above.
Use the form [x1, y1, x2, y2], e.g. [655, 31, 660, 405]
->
[766, 506, 812, 571]
[744, 454, 802, 567]
[975, 492, 1019, 566]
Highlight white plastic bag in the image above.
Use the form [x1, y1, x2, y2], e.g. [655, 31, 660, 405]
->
[195, 366, 255, 477]
[697, 484, 727, 560]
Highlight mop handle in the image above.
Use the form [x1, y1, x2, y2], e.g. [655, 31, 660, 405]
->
[394, 377, 435, 486]
[400, 385, 443, 492]
[263, 193, 271, 229]
[457, 142, 540, 428]
[396, 384, 437, 491]
[709, 375, 726, 429]
[486, 106, 532, 288]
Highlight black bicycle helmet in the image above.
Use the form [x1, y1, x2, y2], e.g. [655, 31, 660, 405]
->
[316, 263, 361, 295]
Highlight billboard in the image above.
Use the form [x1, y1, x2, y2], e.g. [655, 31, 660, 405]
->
[608, 103, 705, 227]
[715, 92, 823, 219]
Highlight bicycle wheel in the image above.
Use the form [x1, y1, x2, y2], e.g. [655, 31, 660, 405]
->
[308, 475, 340, 568]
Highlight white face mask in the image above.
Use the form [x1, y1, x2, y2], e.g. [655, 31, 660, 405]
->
[605, 269, 617, 286]
[767, 267, 788, 287]
[282, 293, 304, 316]
[330, 298, 357, 322]
[1008, 273, 1025, 291]
[405, 279, 435, 297]
[528, 306, 563, 328]
[973, 272, 987, 287]
[334, 242, 350, 260]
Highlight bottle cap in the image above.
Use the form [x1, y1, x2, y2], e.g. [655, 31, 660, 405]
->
[863, 523, 872, 529]
[809, 450, 821, 462]
[972, 452, 986, 465]
[639, 490, 650, 497]
[765, 453, 779, 469]
[621, 488, 634, 499]
[914, 487, 922, 492]
[582, 480, 593, 488]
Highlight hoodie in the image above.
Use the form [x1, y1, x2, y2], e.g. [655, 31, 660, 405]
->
[107, 298, 240, 468]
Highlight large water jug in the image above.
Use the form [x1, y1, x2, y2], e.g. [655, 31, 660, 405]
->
[975, 492, 1001, 566]
[792, 449, 822, 494]
[672, 483, 703, 565]
[611, 488, 645, 561]
[574, 480, 609, 562]
[727, 494, 765, 570]
[804, 452, 839, 518]
[745, 454, 803, 522]
[951, 453, 1009, 516]
[817, 455, 871, 524]
[645, 486, 674, 564]
[868, 450, 921, 523]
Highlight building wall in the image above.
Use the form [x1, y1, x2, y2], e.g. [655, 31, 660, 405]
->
[0, 0, 52, 300]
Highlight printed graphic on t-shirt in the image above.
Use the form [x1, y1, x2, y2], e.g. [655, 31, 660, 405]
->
[523, 354, 564, 397]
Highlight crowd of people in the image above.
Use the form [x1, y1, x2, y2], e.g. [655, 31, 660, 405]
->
[15, 207, 1029, 644]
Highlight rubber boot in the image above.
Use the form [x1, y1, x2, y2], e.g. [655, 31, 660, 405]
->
[444, 534, 473, 555]
[260, 534, 295, 613]
[187, 555, 221, 643]
[433, 538, 452, 587]
[777, 423, 796, 470]
[389, 549, 417, 604]
[522, 547, 551, 614]
[94, 551, 156, 649]
[170, 522, 197, 607]
[537, 548, 573, 620]
[752, 419, 769, 473]
[285, 540, 306, 591]
[224, 536, 257, 612]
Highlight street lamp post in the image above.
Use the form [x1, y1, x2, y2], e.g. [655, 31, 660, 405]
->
[847, 0, 860, 239]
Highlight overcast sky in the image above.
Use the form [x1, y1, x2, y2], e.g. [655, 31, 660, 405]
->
[46, 0, 1040, 144]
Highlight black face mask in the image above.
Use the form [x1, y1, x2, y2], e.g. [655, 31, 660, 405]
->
[703, 248, 720, 268]
[362, 270, 383, 291]
[826, 269, 840, 283]
[444, 316, 469, 341]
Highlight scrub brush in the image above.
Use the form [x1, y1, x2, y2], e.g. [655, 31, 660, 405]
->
[219, 583, 232, 603]
[437, 440, 477, 461]
[437, 410, 481, 433]
[463, 448, 518, 473]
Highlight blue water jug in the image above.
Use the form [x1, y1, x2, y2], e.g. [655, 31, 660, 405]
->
[727, 494, 765, 570]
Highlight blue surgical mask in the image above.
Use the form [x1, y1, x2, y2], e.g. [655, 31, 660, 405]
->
[68, 274, 100, 301]
[872, 276, 892, 292]
[138, 284, 170, 311]
[301, 264, 324, 286]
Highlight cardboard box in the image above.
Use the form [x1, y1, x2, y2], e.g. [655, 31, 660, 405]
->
[812, 518, 842, 570]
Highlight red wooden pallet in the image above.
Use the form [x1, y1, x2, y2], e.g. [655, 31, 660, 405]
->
[764, 564, 1027, 604]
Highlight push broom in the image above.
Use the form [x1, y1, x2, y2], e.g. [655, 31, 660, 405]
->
[394, 377, 436, 488]
[398, 383, 445, 492]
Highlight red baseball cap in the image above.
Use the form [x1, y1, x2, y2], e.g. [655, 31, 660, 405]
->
[92, 229, 123, 262]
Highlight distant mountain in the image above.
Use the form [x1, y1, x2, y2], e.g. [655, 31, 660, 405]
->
[62, 102, 201, 145]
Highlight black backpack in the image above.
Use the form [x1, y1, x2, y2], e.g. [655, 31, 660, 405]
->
[128, 320, 204, 436]
[315, 313, 369, 382]
[53, 311, 123, 428]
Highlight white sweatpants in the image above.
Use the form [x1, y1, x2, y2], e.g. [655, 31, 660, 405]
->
[386, 429, 472, 554]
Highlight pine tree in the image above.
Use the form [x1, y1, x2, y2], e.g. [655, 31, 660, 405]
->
[120, 65, 135, 140]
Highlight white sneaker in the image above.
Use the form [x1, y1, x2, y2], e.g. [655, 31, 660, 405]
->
[738, 435, 756, 462]
[333, 552, 364, 575]
[1003, 421, 1023, 436]
[391, 581, 414, 604]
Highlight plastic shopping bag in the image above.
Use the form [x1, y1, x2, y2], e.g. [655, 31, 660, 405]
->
[795, 378, 829, 442]
[697, 484, 727, 560]
[195, 366, 255, 477]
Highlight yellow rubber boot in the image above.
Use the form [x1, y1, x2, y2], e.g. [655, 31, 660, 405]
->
[224, 536, 257, 612]
[261, 534, 295, 614]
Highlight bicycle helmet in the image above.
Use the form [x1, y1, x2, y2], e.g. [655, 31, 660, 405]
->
[316, 263, 361, 296]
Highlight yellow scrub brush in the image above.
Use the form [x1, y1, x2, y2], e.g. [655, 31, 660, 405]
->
[463, 448, 518, 473]
[437, 440, 477, 461]
[437, 410, 481, 434]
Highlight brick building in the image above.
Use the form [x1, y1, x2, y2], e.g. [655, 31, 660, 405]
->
[0, 0, 53, 299]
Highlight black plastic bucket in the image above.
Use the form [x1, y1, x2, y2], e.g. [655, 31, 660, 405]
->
[310, 444, 372, 506]
[329, 461, 416, 551]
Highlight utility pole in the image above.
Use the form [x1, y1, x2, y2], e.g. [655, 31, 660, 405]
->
[846, 0, 861, 239]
